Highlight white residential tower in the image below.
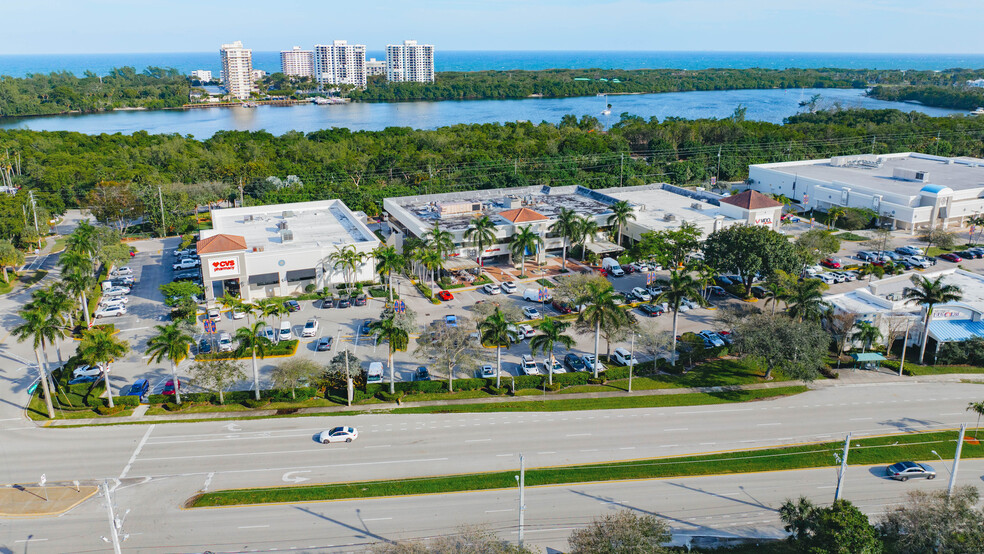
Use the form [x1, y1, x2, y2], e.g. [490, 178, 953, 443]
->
[385, 40, 435, 83]
[280, 46, 315, 78]
[314, 40, 367, 88]
[219, 41, 256, 99]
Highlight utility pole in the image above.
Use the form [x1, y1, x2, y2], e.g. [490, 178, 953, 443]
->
[619, 153, 624, 187]
[28, 190, 39, 236]
[948, 424, 966, 497]
[871, 135, 876, 155]
[157, 185, 165, 238]
[344, 342, 352, 407]
[101, 481, 124, 554]
[628, 332, 635, 393]
[834, 433, 851, 501]
[516, 454, 526, 548]
[716, 146, 722, 184]
[899, 321, 910, 377]
[238, 178, 244, 207]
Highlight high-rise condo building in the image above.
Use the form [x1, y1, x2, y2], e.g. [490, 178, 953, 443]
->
[281, 46, 315, 78]
[219, 41, 256, 99]
[191, 70, 212, 82]
[314, 40, 367, 88]
[366, 58, 386, 77]
[385, 40, 435, 83]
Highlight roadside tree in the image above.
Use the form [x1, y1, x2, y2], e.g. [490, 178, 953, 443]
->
[0, 239, 24, 282]
[12, 305, 62, 418]
[735, 314, 828, 380]
[189, 358, 246, 404]
[415, 318, 484, 392]
[786, 278, 831, 322]
[234, 321, 273, 400]
[477, 307, 518, 389]
[371, 526, 533, 554]
[369, 316, 411, 394]
[529, 318, 575, 386]
[795, 229, 841, 269]
[271, 358, 321, 399]
[568, 510, 671, 554]
[903, 274, 963, 363]
[77, 327, 129, 408]
[575, 280, 622, 378]
[654, 270, 707, 365]
[879, 486, 984, 554]
[145, 323, 194, 404]
[84, 180, 145, 236]
[780, 497, 882, 554]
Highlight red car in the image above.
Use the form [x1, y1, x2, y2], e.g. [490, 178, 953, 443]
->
[940, 253, 962, 263]
[551, 299, 574, 314]
[821, 258, 842, 269]
[163, 379, 183, 396]
[436, 290, 454, 301]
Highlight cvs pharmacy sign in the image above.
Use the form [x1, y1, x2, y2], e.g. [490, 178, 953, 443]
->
[210, 257, 238, 274]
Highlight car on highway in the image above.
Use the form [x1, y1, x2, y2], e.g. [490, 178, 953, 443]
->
[316, 336, 333, 352]
[564, 353, 586, 371]
[520, 355, 540, 375]
[198, 338, 212, 354]
[896, 245, 925, 256]
[284, 300, 301, 313]
[639, 304, 664, 317]
[522, 306, 541, 320]
[162, 379, 183, 396]
[278, 321, 292, 341]
[820, 258, 843, 269]
[302, 319, 319, 338]
[436, 290, 454, 301]
[413, 366, 430, 381]
[94, 305, 127, 318]
[217, 332, 233, 352]
[72, 363, 105, 378]
[500, 281, 517, 293]
[940, 253, 962, 263]
[886, 461, 936, 481]
[630, 287, 652, 302]
[582, 354, 605, 373]
[478, 364, 496, 378]
[318, 426, 358, 444]
[483, 283, 501, 295]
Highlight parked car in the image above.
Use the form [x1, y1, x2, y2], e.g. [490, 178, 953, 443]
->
[612, 347, 637, 367]
[886, 461, 936, 481]
[543, 358, 566, 374]
[302, 319, 319, 338]
[607, 265, 625, 277]
[413, 366, 430, 381]
[705, 285, 727, 297]
[551, 299, 575, 314]
[319, 298, 334, 309]
[99, 299, 128, 312]
[198, 338, 212, 354]
[95, 305, 127, 318]
[232, 307, 246, 319]
[217, 331, 233, 352]
[278, 321, 293, 341]
[714, 275, 735, 286]
[630, 287, 652, 302]
[444, 315, 458, 327]
[284, 300, 301, 312]
[316, 336, 333, 352]
[207, 307, 221, 321]
[520, 355, 540, 375]
[820, 258, 842, 269]
[258, 325, 276, 344]
[436, 290, 454, 301]
[628, 261, 651, 272]
[478, 364, 496, 378]
[856, 251, 879, 262]
[522, 288, 551, 302]
[172, 258, 200, 270]
[109, 277, 135, 287]
[103, 286, 131, 297]
[817, 273, 837, 285]
[336, 297, 351, 308]
[940, 253, 963, 263]
[111, 266, 133, 277]
[72, 363, 105, 378]
[647, 285, 665, 297]
[522, 306, 541, 320]
[353, 295, 367, 306]
[581, 354, 605, 373]
[750, 285, 768, 299]
[366, 362, 383, 384]
[318, 426, 358, 444]
[506, 325, 523, 343]
[359, 319, 373, 335]
[564, 353, 586, 371]
[880, 250, 903, 261]
[126, 379, 150, 398]
[905, 256, 933, 269]
[896, 245, 925, 256]
[500, 281, 517, 293]
[483, 283, 501, 295]
[698, 330, 726, 348]
[162, 379, 183, 396]
[967, 248, 984, 258]
[639, 304, 665, 317]
[69, 374, 101, 385]
[517, 324, 536, 339]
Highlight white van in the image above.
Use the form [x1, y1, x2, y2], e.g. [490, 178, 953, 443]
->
[523, 288, 551, 303]
[602, 257, 624, 277]
[366, 362, 384, 384]
[612, 347, 636, 367]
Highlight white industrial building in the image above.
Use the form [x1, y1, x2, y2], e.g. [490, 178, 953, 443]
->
[386, 40, 435, 83]
[219, 41, 256, 100]
[280, 47, 315, 78]
[315, 40, 367, 88]
[748, 152, 984, 232]
[197, 200, 380, 303]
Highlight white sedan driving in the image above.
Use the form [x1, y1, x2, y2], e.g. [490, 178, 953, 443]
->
[318, 426, 359, 444]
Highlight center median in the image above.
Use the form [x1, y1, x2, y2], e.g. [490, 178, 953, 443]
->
[187, 428, 981, 508]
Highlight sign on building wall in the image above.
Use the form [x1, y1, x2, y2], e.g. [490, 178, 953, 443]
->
[209, 257, 239, 276]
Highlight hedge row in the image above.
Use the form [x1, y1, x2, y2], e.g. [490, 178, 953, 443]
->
[147, 387, 317, 405]
[195, 340, 299, 361]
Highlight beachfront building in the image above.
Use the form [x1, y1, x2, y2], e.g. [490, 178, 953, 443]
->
[366, 58, 386, 77]
[747, 153, 984, 232]
[385, 40, 435, 83]
[280, 47, 315, 78]
[219, 41, 256, 100]
[197, 200, 380, 303]
[314, 40, 367, 88]
[190, 70, 212, 82]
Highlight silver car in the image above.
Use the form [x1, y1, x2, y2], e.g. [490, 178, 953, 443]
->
[886, 461, 936, 481]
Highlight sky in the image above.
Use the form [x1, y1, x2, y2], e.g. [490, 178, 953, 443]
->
[2, 0, 983, 54]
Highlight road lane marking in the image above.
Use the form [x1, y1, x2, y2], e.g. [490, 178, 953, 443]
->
[663, 428, 688, 432]
[565, 433, 591, 437]
[365, 445, 391, 449]
[485, 509, 512, 513]
[14, 539, 47, 543]
[119, 424, 155, 479]
[465, 438, 491, 443]
[757, 423, 782, 426]
[362, 517, 392, 522]
[537, 451, 557, 454]
[850, 417, 873, 421]
[659, 444, 679, 448]
[201, 472, 214, 492]
[238, 525, 270, 529]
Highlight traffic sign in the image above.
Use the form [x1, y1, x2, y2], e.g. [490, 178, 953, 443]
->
[203, 319, 216, 334]
[394, 300, 406, 314]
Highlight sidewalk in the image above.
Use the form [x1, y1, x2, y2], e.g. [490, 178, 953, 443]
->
[0, 485, 97, 517]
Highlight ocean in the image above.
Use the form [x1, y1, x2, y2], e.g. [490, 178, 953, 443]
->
[1, 51, 983, 77]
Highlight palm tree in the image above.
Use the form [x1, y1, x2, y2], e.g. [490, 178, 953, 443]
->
[607, 200, 636, 248]
[786, 279, 831, 323]
[329, 245, 363, 292]
[145, 323, 194, 404]
[426, 226, 455, 259]
[858, 262, 885, 283]
[970, 214, 984, 246]
[77, 328, 129, 408]
[420, 248, 444, 296]
[463, 216, 497, 276]
[12, 306, 63, 418]
[851, 320, 882, 354]
[30, 284, 75, 364]
[903, 274, 963, 364]
[576, 281, 622, 378]
[66, 221, 98, 259]
[549, 207, 580, 271]
[256, 299, 284, 327]
[762, 279, 791, 316]
[59, 252, 95, 327]
[510, 225, 543, 278]
[369, 317, 409, 394]
[967, 401, 984, 438]
[655, 271, 708, 365]
[826, 206, 846, 230]
[373, 245, 404, 303]
[529, 319, 575, 386]
[217, 293, 254, 324]
[234, 321, 272, 400]
[576, 216, 600, 261]
[477, 307, 518, 389]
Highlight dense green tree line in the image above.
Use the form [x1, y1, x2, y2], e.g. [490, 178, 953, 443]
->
[0, 66, 191, 116]
[868, 84, 984, 110]
[2, 107, 984, 246]
[348, 67, 984, 102]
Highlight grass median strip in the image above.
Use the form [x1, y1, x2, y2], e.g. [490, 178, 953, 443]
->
[189, 429, 980, 508]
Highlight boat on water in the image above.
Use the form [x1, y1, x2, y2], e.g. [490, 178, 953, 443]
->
[311, 97, 345, 105]
[971, 107, 984, 116]
[240, 102, 258, 108]
[600, 94, 611, 116]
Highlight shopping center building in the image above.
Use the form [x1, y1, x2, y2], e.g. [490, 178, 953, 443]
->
[197, 200, 380, 303]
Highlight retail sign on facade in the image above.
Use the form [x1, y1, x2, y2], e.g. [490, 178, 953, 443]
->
[210, 257, 239, 275]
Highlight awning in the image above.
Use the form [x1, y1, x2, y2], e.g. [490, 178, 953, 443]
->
[248, 272, 279, 286]
[286, 268, 317, 282]
[928, 320, 984, 343]
[443, 257, 479, 271]
[585, 239, 623, 255]
[851, 353, 887, 362]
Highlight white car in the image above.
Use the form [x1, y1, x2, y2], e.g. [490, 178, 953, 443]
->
[506, 325, 523, 342]
[517, 323, 536, 338]
[647, 285, 664, 297]
[483, 283, 501, 295]
[217, 332, 233, 352]
[628, 261, 650, 272]
[279, 321, 293, 341]
[698, 330, 726, 348]
[500, 282, 517, 293]
[99, 295, 128, 306]
[630, 287, 652, 302]
[817, 273, 837, 285]
[318, 426, 358, 444]
[258, 325, 276, 343]
[172, 258, 200, 270]
[582, 354, 606, 372]
[302, 319, 319, 338]
[543, 358, 566, 374]
[522, 306, 541, 320]
[111, 266, 133, 277]
[520, 355, 540, 375]
[103, 286, 130, 297]
[95, 305, 127, 318]
[232, 308, 246, 320]
[72, 363, 106, 378]
[207, 307, 221, 321]
[612, 347, 637, 367]
[906, 256, 933, 269]
[678, 298, 700, 312]
[478, 364, 496, 378]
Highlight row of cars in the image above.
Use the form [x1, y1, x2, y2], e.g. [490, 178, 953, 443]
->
[94, 266, 137, 318]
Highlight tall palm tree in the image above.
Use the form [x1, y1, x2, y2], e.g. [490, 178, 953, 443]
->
[369, 317, 409, 394]
[12, 306, 63, 418]
[549, 207, 580, 271]
[786, 279, 831, 323]
[373, 245, 404, 302]
[970, 214, 984, 246]
[463, 216, 497, 276]
[477, 307, 518, 389]
[967, 401, 984, 438]
[858, 262, 885, 284]
[145, 323, 194, 404]
[529, 319, 575, 386]
[576, 281, 622, 378]
[59, 251, 95, 327]
[420, 248, 444, 296]
[426, 226, 455, 259]
[576, 216, 600, 261]
[903, 274, 963, 364]
[234, 321, 272, 400]
[851, 320, 882, 354]
[607, 200, 636, 248]
[217, 293, 254, 324]
[762, 279, 791, 316]
[510, 225, 543, 278]
[77, 328, 129, 408]
[655, 270, 708, 365]
[256, 299, 283, 327]
[329, 245, 363, 292]
[826, 206, 846, 230]
[30, 284, 75, 364]
[66, 221, 98, 260]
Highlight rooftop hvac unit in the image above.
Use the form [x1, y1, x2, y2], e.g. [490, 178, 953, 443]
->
[244, 215, 254, 222]
[282, 210, 295, 218]
[280, 229, 294, 242]
[277, 221, 289, 230]
[663, 214, 676, 221]
[691, 203, 704, 210]
[893, 167, 929, 182]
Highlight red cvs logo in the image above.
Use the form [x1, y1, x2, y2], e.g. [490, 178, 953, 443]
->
[212, 259, 236, 272]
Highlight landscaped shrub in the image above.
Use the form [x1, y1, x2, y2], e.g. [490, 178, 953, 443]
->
[243, 398, 269, 409]
[163, 402, 189, 411]
[837, 207, 877, 230]
[588, 378, 606, 385]
[552, 371, 591, 387]
[376, 391, 404, 402]
[397, 380, 445, 394]
[487, 386, 509, 396]
[452, 378, 486, 391]
[263, 387, 315, 402]
[96, 404, 126, 415]
[544, 383, 563, 392]
[819, 366, 839, 379]
[115, 396, 140, 407]
[512, 375, 545, 390]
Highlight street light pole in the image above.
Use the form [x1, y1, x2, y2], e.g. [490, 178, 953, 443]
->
[949, 424, 966, 497]
[101, 480, 123, 554]
[898, 320, 910, 377]
[834, 433, 851, 501]
[516, 453, 526, 548]
[628, 332, 635, 393]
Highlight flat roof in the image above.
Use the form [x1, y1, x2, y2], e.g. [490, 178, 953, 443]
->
[600, 184, 732, 232]
[205, 199, 378, 252]
[828, 268, 984, 315]
[754, 153, 984, 196]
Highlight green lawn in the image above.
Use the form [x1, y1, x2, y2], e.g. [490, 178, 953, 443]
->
[190, 428, 978, 507]
[834, 232, 868, 241]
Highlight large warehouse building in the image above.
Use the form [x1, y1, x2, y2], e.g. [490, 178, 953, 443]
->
[197, 200, 380, 303]
[748, 152, 984, 232]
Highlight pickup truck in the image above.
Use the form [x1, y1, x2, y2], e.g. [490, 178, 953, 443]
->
[172, 258, 201, 270]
